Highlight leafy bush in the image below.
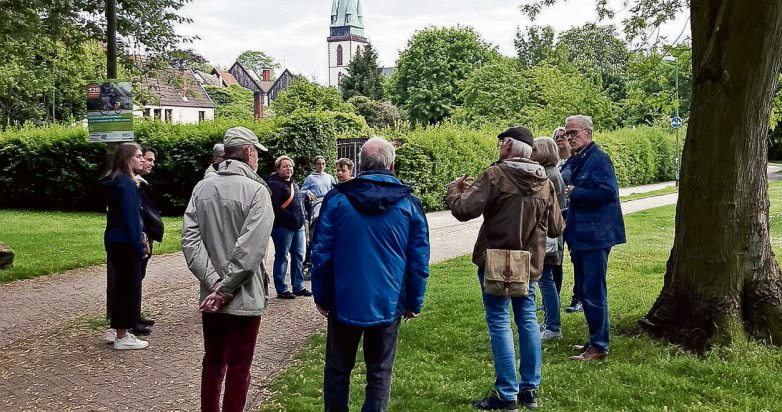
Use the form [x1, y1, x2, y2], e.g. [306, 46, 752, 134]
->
[595, 127, 677, 186]
[0, 113, 368, 215]
[348, 96, 404, 129]
[203, 84, 255, 120]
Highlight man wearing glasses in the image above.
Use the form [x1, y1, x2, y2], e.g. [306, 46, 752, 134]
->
[562, 115, 626, 362]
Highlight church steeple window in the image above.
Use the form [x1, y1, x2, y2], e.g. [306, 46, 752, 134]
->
[337, 45, 344, 66]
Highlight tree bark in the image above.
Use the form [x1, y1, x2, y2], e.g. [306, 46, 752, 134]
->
[641, 0, 782, 351]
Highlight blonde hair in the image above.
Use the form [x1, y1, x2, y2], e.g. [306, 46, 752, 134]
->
[533, 137, 560, 167]
[275, 155, 294, 170]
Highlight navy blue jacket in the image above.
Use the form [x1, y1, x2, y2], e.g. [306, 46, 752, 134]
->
[267, 172, 306, 230]
[311, 170, 430, 327]
[100, 174, 146, 257]
[564, 143, 627, 251]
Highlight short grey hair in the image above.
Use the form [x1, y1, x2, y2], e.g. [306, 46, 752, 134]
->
[533, 137, 560, 167]
[360, 136, 395, 170]
[565, 115, 593, 130]
[504, 138, 532, 159]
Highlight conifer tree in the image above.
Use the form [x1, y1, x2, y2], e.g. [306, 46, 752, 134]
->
[339, 44, 384, 101]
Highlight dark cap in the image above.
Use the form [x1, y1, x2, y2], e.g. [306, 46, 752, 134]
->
[497, 126, 534, 147]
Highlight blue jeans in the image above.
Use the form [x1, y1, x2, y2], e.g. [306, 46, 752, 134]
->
[571, 248, 611, 352]
[324, 317, 400, 412]
[478, 270, 541, 401]
[539, 265, 561, 332]
[271, 226, 305, 295]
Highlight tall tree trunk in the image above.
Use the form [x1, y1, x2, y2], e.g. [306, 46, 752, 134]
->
[641, 0, 782, 351]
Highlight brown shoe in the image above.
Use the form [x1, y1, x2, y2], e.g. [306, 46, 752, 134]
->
[570, 347, 608, 361]
[571, 343, 589, 354]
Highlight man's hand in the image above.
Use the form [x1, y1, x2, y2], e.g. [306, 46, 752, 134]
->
[565, 185, 575, 197]
[307, 191, 316, 201]
[448, 174, 474, 193]
[316, 304, 329, 318]
[403, 310, 420, 322]
[200, 291, 234, 313]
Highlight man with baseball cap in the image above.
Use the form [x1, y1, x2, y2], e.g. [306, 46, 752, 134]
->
[446, 126, 564, 410]
[182, 126, 274, 411]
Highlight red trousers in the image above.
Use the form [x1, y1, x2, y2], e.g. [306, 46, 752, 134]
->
[201, 313, 261, 412]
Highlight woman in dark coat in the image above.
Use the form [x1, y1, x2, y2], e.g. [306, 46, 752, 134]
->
[101, 142, 150, 350]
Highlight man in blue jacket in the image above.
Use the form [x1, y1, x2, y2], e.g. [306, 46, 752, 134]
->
[563, 115, 626, 362]
[311, 137, 430, 412]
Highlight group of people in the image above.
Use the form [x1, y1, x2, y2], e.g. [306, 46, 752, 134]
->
[101, 113, 626, 410]
[101, 143, 162, 350]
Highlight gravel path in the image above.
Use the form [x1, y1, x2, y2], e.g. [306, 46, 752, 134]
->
[0, 183, 699, 411]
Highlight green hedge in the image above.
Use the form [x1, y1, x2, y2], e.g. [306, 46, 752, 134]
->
[595, 127, 677, 187]
[0, 113, 368, 215]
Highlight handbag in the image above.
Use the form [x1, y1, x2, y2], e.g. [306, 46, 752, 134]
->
[483, 249, 531, 298]
[545, 236, 558, 256]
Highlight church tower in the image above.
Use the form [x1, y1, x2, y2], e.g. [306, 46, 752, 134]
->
[328, 0, 368, 87]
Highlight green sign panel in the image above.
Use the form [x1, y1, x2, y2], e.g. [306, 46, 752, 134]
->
[86, 81, 134, 143]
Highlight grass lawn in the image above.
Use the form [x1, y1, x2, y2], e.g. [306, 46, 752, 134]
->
[0, 210, 182, 283]
[619, 186, 678, 201]
[260, 182, 782, 411]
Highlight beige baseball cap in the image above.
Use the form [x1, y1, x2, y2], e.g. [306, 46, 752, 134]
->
[224, 126, 268, 152]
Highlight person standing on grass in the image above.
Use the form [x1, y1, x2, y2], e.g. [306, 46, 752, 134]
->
[132, 146, 163, 335]
[100, 142, 149, 350]
[531, 137, 566, 342]
[446, 126, 564, 410]
[562, 115, 626, 362]
[554, 126, 582, 314]
[311, 137, 430, 412]
[182, 126, 274, 412]
[301, 155, 337, 278]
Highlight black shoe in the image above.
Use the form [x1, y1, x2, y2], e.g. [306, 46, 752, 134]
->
[293, 288, 313, 297]
[472, 389, 518, 411]
[518, 389, 538, 409]
[138, 317, 155, 327]
[277, 291, 296, 299]
[565, 301, 583, 313]
[131, 325, 152, 336]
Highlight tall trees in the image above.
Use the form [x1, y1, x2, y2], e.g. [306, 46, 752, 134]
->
[514, 25, 557, 67]
[339, 44, 384, 101]
[387, 26, 499, 125]
[523, 0, 782, 351]
[237, 50, 280, 78]
[270, 78, 354, 117]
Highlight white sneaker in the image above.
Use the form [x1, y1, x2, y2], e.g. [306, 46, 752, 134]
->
[113, 333, 149, 350]
[541, 328, 563, 341]
[104, 328, 116, 344]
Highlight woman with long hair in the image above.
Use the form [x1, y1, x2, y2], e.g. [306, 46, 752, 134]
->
[101, 142, 150, 350]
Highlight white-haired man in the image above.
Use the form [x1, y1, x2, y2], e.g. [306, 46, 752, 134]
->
[311, 137, 430, 412]
[447, 126, 565, 410]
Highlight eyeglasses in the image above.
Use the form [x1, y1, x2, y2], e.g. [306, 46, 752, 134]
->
[564, 128, 590, 138]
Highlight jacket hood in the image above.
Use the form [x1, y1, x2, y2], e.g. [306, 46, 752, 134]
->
[498, 158, 549, 194]
[218, 160, 266, 186]
[336, 170, 411, 215]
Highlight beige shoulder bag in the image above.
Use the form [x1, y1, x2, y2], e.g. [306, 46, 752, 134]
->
[483, 249, 531, 298]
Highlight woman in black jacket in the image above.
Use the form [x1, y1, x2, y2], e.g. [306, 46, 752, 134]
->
[267, 155, 311, 299]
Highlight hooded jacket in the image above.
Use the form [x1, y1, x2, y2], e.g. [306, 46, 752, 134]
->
[446, 158, 565, 282]
[182, 160, 274, 316]
[310, 170, 430, 327]
[267, 172, 306, 230]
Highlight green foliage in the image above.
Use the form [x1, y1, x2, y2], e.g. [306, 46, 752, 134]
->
[340, 44, 385, 101]
[0, 114, 367, 214]
[394, 123, 502, 210]
[556, 23, 630, 103]
[521, 63, 619, 130]
[595, 127, 677, 186]
[203, 84, 254, 120]
[236, 50, 280, 79]
[347, 96, 404, 129]
[514, 25, 557, 67]
[270, 78, 354, 117]
[387, 26, 500, 125]
[454, 58, 533, 127]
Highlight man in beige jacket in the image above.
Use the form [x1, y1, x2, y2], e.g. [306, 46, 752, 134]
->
[182, 126, 274, 412]
[446, 126, 564, 411]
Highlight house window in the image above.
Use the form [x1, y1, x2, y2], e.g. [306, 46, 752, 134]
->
[144, 108, 151, 118]
[199, 111, 205, 123]
[337, 45, 343, 66]
[154, 108, 162, 120]
[165, 109, 173, 123]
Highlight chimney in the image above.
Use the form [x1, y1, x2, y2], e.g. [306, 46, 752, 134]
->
[262, 68, 271, 82]
[253, 92, 263, 119]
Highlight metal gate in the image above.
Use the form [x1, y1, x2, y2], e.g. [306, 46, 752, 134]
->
[336, 138, 369, 176]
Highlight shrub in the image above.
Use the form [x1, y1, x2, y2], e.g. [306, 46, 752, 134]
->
[595, 127, 677, 186]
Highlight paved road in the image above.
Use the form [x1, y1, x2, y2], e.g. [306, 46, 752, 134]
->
[0, 185, 691, 411]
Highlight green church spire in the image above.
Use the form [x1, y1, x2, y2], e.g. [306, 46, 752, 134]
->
[330, 0, 364, 37]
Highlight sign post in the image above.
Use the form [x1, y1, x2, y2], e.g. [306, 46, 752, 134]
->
[86, 81, 134, 143]
[671, 116, 682, 187]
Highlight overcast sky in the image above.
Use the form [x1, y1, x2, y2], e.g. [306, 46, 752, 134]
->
[175, 0, 690, 84]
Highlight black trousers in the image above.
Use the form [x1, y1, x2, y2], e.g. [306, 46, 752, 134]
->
[107, 242, 150, 324]
[106, 243, 142, 330]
